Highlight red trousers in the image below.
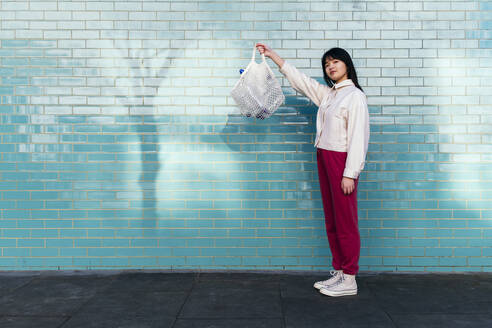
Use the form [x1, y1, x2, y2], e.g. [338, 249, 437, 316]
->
[317, 148, 360, 275]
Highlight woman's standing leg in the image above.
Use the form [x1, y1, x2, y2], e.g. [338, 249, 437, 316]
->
[331, 163, 360, 276]
[313, 148, 344, 291]
[317, 149, 360, 296]
[316, 148, 343, 271]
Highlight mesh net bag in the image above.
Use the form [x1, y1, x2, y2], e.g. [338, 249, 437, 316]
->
[230, 45, 285, 119]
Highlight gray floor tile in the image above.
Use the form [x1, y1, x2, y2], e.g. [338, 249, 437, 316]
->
[173, 318, 283, 328]
[191, 278, 279, 293]
[74, 290, 188, 317]
[0, 276, 36, 295]
[179, 285, 282, 319]
[282, 294, 391, 321]
[366, 275, 491, 314]
[0, 275, 114, 316]
[283, 303, 395, 328]
[198, 272, 283, 283]
[61, 313, 175, 328]
[106, 272, 196, 292]
[392, 314, 492, 328]
[0, 316, 68, 328]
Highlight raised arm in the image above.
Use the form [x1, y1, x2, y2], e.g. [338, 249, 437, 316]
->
[256, 43, 331, 107]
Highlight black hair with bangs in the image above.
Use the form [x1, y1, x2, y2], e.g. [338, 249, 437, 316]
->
[322, 47, 363, 92]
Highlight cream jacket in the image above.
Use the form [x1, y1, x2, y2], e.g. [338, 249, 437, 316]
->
[279, 61, 370, 179]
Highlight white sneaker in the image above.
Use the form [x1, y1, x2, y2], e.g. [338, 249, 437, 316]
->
[313, 270, 342, 290]
[319, 273, 357, 297]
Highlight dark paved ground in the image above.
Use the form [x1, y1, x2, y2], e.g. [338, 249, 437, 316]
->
[0, 271, 490, 327]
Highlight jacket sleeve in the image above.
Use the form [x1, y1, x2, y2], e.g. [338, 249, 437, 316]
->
[279, 61, 331, 107]
[343, 91, 370, 179]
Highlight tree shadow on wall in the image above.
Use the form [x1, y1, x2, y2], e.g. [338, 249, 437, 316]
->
[114, 45, 183, 235]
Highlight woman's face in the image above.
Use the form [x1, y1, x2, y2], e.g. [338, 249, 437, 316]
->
[324, 57, 348, 83]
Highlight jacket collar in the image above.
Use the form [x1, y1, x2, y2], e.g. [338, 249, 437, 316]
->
[333, 79, 354, 90]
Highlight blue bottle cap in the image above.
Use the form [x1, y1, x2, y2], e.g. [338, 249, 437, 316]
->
[239, 69, 244, 74]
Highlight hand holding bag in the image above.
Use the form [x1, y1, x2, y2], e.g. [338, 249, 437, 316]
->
[230, 45, 285, 119]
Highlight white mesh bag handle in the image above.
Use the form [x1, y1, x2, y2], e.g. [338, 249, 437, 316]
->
[230, 45, 285, 119]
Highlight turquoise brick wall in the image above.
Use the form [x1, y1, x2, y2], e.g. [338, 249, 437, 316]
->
[0, 0, 491, 272]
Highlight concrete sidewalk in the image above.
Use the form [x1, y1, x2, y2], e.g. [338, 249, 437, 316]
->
[0, 271, 490, 327]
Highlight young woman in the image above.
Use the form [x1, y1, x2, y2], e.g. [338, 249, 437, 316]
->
[256, 43, 370, 297]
